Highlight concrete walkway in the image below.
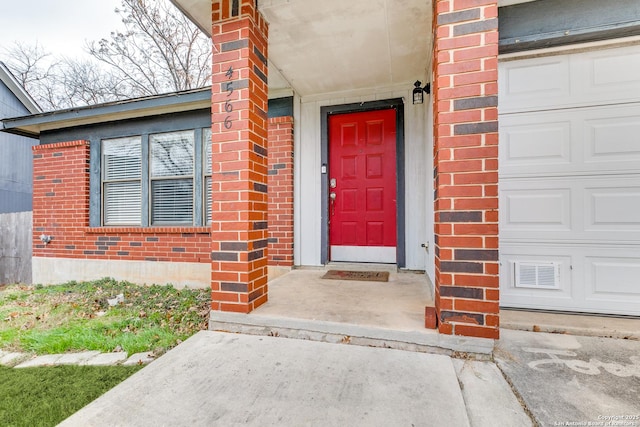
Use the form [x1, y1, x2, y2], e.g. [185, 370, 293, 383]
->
[52, 327, 640, 427]
[57, 331, 531, 427]
[6, 324, 637, 425]
[0, 349, 155, 368]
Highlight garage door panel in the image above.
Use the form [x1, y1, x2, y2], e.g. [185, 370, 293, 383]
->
[499, 57, 570, 112]
[501, 120, 571, 168]
[573, 45, 640, 103]
[587, 256, 640, 297]
[501, 186, 571, 232]
[583, 251, 640, 315]
[500, 248, 575, 308]
[500, 44, 640, 113]
[585, 185, 640, 233]
[501, 104, 640, 177]
[501, 244, 640, 315]
[585, 115, 640, 164]
[501, 176, 640, 242]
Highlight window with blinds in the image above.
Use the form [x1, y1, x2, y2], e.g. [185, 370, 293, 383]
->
[203, 128, 212, 224]
[99, 126, 211, 227]
[102, 136, 142, 225]
[150, 130, 195, 225]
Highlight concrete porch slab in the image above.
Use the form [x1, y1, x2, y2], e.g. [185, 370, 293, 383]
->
[210, 267, 494, 355]
[251, 266, 432, 329]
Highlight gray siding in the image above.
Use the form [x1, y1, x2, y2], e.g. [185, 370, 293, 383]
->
[0, 80, 37, 213]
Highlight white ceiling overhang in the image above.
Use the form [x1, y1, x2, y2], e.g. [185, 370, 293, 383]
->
[171, 0, 433, 97]
[170, 0, 537, 98]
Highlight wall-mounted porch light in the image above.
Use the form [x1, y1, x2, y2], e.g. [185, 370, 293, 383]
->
[412, 80, 431, 104]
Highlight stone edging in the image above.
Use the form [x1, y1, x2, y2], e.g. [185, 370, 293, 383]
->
[0, 350, 155, 368]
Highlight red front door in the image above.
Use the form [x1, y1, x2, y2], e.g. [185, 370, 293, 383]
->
[329, 109, 397, 263]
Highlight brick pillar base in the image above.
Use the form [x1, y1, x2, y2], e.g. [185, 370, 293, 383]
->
[210, 0, 269, 313]
[432, 0, 500, 339]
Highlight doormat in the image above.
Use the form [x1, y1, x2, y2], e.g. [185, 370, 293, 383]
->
[321, 270, 390, 282]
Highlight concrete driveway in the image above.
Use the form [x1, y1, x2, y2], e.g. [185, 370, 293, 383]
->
[495, 329, 640, 427]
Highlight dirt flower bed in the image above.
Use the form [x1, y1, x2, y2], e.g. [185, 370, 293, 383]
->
[0, 278, 210, 356]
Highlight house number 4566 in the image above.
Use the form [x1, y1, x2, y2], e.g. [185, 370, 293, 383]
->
[224, 66, 234, 129]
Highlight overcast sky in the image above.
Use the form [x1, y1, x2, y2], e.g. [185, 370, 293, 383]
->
[0, 0, 124, 60]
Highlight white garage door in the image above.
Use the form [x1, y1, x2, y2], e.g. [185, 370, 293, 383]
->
[498, 42, 640, 316]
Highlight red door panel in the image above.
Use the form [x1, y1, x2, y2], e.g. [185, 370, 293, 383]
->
[329, 109, 397, 248]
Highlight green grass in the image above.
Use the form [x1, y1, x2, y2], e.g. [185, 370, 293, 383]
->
[0, 278, 210, 426]
[0, 278, 210, 356]
[0, 364, 143, 427]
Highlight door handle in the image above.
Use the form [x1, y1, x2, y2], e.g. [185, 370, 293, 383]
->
[330, 192, 336, 216]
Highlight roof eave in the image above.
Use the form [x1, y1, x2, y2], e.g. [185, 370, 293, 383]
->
[169, 0, 212, 37]
[1, 87, 212, 138]
[0, 62, 42, 114]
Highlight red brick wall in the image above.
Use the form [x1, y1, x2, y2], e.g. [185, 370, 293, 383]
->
[31, 121, 292, 276]
[432, 0, 500, 339]
[32, 141, 211, 264]
[267, 117, 294, 267]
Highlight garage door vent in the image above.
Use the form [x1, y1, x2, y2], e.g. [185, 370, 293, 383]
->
[514, 262, 560, 289]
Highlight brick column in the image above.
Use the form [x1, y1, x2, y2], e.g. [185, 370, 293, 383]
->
[210, 0, 269, 313]
[432, 0, 500, 339]
[267, 117, 294, 267]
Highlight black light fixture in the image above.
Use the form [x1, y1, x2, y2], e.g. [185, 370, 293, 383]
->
[412, 80, 430, 104]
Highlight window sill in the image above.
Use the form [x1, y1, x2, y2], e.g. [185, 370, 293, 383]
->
[85, 226, 210, 234]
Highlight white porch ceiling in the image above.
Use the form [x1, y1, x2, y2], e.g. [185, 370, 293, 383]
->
[171, 0, 433, 97]
[260, 0, 432, 96]
[171, 0, 535, 97]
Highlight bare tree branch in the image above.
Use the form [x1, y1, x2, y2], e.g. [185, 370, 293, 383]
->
[0, 0, 211, 111]
[88, 0, 212, 96]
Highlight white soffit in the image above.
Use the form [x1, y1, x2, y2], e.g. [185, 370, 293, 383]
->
[172, 0, 432, 97]
[171, 0, 210, 33]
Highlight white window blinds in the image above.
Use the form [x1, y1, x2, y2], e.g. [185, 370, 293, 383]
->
[203, 128, 212, 224]
[150, 130, 195, 225]
[102, 137, 142, 225]
[151, 179, 194, 224]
